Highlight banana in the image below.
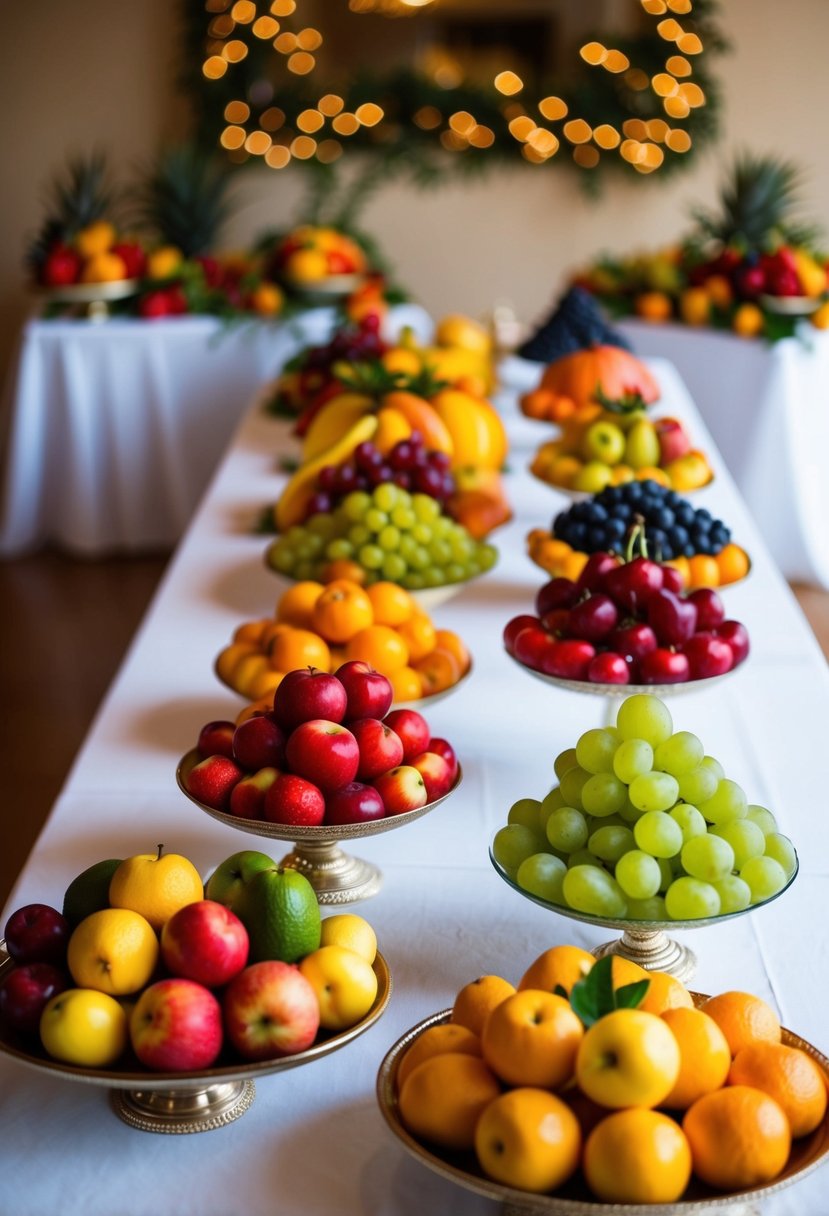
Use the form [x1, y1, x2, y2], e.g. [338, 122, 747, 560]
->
[276, 414, 379, 532]
[430, 389, 507, 470]
[302, 392, 374, 462]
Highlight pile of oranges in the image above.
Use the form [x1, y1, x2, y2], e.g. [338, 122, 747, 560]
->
[215, 578, 471, 707]
[394, 944, 827, 1204]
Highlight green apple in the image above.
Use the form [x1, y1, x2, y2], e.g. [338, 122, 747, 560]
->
[572, 461, 614, 493]
[624, 420, 661, 470]
[62, 858, 123, 926]
[205, 850, 276, 910]
[235, 865, 321, 964]
[582, 421, 625, 465]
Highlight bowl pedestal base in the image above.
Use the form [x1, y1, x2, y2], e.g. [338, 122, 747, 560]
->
[280, 840, 383, 905]
[593, 926, 697, 983]
[110, 1079, 256, 1133]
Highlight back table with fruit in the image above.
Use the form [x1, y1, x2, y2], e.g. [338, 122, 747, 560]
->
[0, 346, 827, 1214]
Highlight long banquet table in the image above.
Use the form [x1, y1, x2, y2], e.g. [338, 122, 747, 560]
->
[1, 358, 827, 1216]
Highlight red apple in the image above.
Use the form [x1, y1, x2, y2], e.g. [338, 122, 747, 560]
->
[284, 720, 359, 792]
[197, 721, 236, 760]
[655, 417, 692, 464]
[410, 751, 453, 800]
[4, 905, 70, 967]
[185, 754, 244, 810]
[138, 290, 174, 319]
[160, 900, 249, 988]
[335, 660, 394, 722]
[349, 718, 404, 781]
[264, 772, 325, 826]
[232, 715, 286, 771]
[372, 765, 428, 814]
[130, 979, 223, 1071]
[0, 963, 68, 1034]
[382, 709, 430, 763]
[223, 960, 320, 1061]
[503, 614, 541, 656]
[325, 782, 386, 825]
[229, 767, 280, 819]
[272, 668, 347, 731]
[41, 244, 82, 287]
[427, 737, 458, 783]
[110, 241, 146, 279]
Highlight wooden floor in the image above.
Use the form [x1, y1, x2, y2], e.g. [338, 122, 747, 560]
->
[0, 553, 827, 910]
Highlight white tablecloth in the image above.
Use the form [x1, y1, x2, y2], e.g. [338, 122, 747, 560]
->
[1, 359, 828, 1215]
[613, 320, 829, 590]
[0, 306, 431, 556]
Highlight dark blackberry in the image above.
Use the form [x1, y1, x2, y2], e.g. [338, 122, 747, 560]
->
[587, 526, 608, 549]
[670, 525, 690, 549]
[653, 507, 676, 530]
[676, 503, 696, 528]
[583, 502, 609, 523]
[517, 286, 632, 363]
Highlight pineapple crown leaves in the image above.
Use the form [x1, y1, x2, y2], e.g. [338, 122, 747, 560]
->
[691, 152, 823, 253]
[593, 385, 651, 416]
[563, 955, 650, 1028]
[332, 359, 448, 400]
[27, 150, 119, 268]
[133, 145, 236, 259]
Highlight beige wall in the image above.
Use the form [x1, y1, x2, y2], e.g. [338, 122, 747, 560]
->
[2, 0, 828, 380]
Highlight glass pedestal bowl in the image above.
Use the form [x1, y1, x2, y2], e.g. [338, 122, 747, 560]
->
[0, 944, 391, 1134]
[376, 1002, 829, 1216]
[177, 750, 462, 905]
[489, 849, 799, 984]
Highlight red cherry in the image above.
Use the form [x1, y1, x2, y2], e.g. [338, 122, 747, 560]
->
[503, 615, 541, 656]
[540, 608, 571, 637]
[682, 633, 735, 679]
[604, 557, 664, 613]
[661, 566, 685, 595]
[638, 648, 690, 684]
[540, 639, 596, 681]
[714, 620, 750, 665]
[512, 625, 555, 671]
[606, 623, 658, 663]
[567, 593, 619, 643]
[647, 588, 698, 647]
[576, 552, 620, 593]
[687, 587, 726, 631]
[587, 652, 630, 684]
[535, 577, 578, 617]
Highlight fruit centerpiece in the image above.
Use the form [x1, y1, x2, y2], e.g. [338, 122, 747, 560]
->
[505, 543, 749, 688]
[0, 849, 389, 1131]
[527, 479, 751, 591]
[178, 663, 461, 902]
[490, 693, 797, 980]
[573, 155, 829, 340]
[378, 947, 828, 1207]
[267, 224, 369, 296]
[215, 577, 472, 707]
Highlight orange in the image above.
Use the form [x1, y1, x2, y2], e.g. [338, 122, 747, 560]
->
[215, 641, 258, 687]
[232, 619, 271, 646]
[250, 282, 283, 316]
[683, 1085, 790, 1189]
[320, 558, 367, 585]
[518, 944, 595, 995]
[607, 955, 649, 987]
[75, 220, 116, 258]
[285, 247, 328, 283]
[413, 647, 461, 695]
[687, 554, 720, 589]
[706, 274, 733, 309]
[67, 908, 159, 996]
[562, 550, 589, 581]
[451, 974, 516, 1036]
[549, 455, 583, 488]
[388, 666, 422, 703]
[81, 251, 129, 283]
[475, 1088, 581, 1193]
[576, 1009, 680, 1109]
[344, 624, 409, 673]
[716, 542, 750, 585]
[311, 580, 373, 644]
[481, 990, 584, 1089]
[434, 629, 470, 674]
[583, 1108, 692, 1203]
[397, 1023, 482, 1090]
[561, 1087, 609, 1139]
[276, 580, 324, 627]
[146, 245, 182, 279]
[109, 847, 203, 931]
[660, 1007, 731, 1109]
[397, 1052, 501, 1151]
[728, 1042, 828, 1137]
[260, 622, 294, 654]
[231, 653, 273, 698]
[365, 582, 415, 627]
[396, 614, 437, 662]
[635, 466, 671, 487]
[635, 291, 672, 322]
[269, 627, 331, 674]
[637, 971, 694, 1015]
[246, 667, 284, 701]
[701, 991, 781, 1056]
[732, 302, 765, 338]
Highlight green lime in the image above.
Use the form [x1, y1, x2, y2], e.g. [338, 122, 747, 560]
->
[236, 866, 321, 964]
[62, 858, 123, 926]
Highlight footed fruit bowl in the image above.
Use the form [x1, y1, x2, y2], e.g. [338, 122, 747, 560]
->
[0, 942, 391, 1134]
[376, 1005, 829, 1216]
[38, 278, 141, 319]
[506, 650, 740, 704]
[177, 750, 462, 905]
[489, 850, 799, 984]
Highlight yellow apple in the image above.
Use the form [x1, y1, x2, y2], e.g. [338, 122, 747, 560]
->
[40, 988, 128, 1068]
[576, 1008, 680, 1109]
[298, 945, 377, 1030]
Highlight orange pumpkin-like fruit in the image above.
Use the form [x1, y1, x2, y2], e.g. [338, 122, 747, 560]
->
[520, 345, 661, 424]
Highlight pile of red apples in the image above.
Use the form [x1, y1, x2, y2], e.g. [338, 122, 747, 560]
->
[185, 662, 459, 825]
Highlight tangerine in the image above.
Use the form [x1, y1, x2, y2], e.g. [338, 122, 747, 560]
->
[276, 580, 324, 627]
[344, 624, 409, 673]
[215, 641, 258, 688]
[683, 1085, 790, 1189]
[481, 989, 584, 1089]
[451, 974, 516, 1036]
[728, 1042, 828, 1137]
[475, 1088, 581, 1193]
[388, 666, 422, 703]
[517, 944, 595, 995]
[584, 1108, 692, 1203]
[398, 1052, 501, 1151]
[637, 971, 694, 1015]
[660, 1006, 731, 1109]
[433, 629, 470, 674]
[232, 619, 271, 646]
[687, 554, 720, 589]
[269, 627, 331, 674]
[397, 1023, 482, 1091]
[701, 990, 781, 1056]
[365, 582, 415, 627]
[413, 648, 461, 695]
[311, 580, 373, 644]
[396, 614, 437, 662]
[716, 542, 750, 585]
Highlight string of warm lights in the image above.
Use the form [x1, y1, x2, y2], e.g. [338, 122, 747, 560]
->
[191, 0, 721, 181]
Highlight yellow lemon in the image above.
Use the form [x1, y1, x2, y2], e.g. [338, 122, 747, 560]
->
[435, 313, 492, 354]
[319, 914, 377, 964]
[40, 988, 128, 1068]
[67, 909, 158, 996]
[75, 220, 116, 259]
[146, 245, 183, 280]
[298, 945, 377, 1030]
[109, 845, 203, 931]
[285, 248, 328, 283]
